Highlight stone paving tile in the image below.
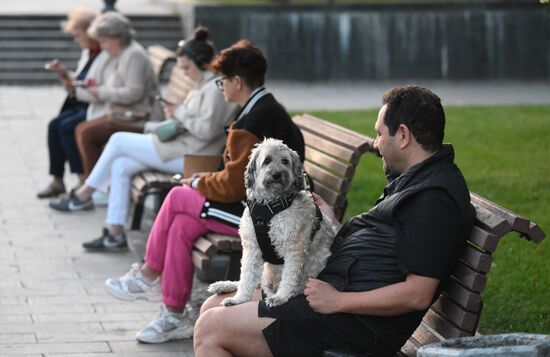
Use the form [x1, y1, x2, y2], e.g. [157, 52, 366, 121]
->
[46, 353, 188, 357]
[32, 312, 154, 324]
[1, 322, 103, 334]
[0, 335, 37, 344]
[0, 342, 111, 354]
[108, 340, 194, 354]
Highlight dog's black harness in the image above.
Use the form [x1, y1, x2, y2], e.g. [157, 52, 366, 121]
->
[247, 193, 323, 265]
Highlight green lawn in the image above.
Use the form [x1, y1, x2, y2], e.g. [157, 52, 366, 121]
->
[301, 105, 550, 334]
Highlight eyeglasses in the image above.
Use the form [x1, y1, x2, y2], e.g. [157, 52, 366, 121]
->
[215, 76, 231, 91]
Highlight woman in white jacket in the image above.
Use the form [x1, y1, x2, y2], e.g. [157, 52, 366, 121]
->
[50, 27, 239, 251]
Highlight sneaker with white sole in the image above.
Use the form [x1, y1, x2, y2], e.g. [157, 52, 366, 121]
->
[49, 189, 94, 212]
[105, 263, 161, 301]
[82, 228, 128, 252]
[136, 305, 194, 344]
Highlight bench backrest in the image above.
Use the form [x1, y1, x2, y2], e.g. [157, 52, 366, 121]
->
[147, 45, 196, 104]
[147, 45, 177, 82]
[399, 193, 545, 355]
[293, 114, 376, 221]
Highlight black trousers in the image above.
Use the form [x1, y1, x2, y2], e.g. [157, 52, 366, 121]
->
[47, 104, 87, 177]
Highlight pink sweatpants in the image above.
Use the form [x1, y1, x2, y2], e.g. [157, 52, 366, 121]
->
[144, 186, 239, 309]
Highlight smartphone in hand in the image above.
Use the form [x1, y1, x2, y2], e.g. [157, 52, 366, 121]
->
[156, 95, 175, 106]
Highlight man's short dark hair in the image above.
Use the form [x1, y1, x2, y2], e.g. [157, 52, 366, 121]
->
[382, 85, 445, 152]
[212, 40, 267, 89]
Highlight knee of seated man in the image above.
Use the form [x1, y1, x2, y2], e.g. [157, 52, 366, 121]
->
[195, 307, 226, 344]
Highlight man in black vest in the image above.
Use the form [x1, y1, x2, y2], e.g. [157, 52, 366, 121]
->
[193, 85, 475, 357]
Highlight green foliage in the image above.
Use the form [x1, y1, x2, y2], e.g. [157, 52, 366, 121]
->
[300, 105, 550, 334]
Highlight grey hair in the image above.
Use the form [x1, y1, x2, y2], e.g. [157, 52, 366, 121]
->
[87, 12, 135, 46]
[61, 7, 97, 33]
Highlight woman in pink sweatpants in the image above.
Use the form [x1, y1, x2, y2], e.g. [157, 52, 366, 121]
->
[144, 186, 238, 309]
[103, 40, 305, 344]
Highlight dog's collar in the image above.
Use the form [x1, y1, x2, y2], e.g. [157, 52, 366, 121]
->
[247, 193, 296, 216]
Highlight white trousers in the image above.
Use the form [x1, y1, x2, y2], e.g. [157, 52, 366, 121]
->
[86, 132, 184, 226]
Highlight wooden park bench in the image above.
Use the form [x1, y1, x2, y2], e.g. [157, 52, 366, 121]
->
[129, 47, 196, 230]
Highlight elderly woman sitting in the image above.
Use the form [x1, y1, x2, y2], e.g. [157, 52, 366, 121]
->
[72, 12, 159, 179]
[37, 7, 108, 199]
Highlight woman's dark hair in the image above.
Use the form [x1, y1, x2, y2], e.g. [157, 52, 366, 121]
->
[382, 85, 445, 152]
[212, 40, 267, 89]
[176, 27, 215, 70]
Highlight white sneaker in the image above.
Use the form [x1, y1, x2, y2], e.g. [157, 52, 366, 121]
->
[105, 263, 161, 302]
[92, 190, 109, 207]
[136, 305, 194, 344]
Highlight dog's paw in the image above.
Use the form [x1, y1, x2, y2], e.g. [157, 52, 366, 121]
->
[207, 281, 239, 295]
[264, 295, 289, 307]
[221, 296, 248, 306]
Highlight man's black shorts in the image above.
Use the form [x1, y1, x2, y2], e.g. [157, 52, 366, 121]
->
[258, 295, 397, 357]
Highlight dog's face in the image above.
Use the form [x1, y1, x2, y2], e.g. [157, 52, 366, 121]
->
[245, 138, 304, 201]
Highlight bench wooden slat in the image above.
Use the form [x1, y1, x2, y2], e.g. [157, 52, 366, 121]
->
[206, 233, 237, 251]
[469, 225, 499, 253]
[422, 309, 471, 339]
[400, 339, 421, 357]
[470, 192, 531, 233]
[305, 146, 354, 179]
[304, 161, 349, 193]
[194, 237, 217, 258]
[410, 322, 444, 348]
[528, 222, 546, 243]
[231, 236, 243, 251]
[451, 263, 487, 293]
[192, 249, 210, 271]
[295, 114, 375, 154]
[301, 130, 358, 164]
[132, 172, 147, 191]
[471, 201, 511, 238]
[131, 187, 142, 203]
[460, 244, 493, 273]
[443, 280, 482, 312]
[147, 45, 176, 77]
[312, 179, 343, 208]
[431, 296, 479, 332]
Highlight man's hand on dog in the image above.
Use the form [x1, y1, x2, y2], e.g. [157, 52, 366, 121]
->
[304, 278, 342, 314]
[312, 193, 342, 232]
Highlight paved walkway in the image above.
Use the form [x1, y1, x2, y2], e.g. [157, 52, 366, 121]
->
[0, 86, 195, 356]
[1, 83, 549, 356]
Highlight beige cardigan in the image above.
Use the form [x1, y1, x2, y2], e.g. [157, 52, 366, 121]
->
[151, 71, 239, 162]
[74, 50, 109, 120]
[76, 40, 158, 120]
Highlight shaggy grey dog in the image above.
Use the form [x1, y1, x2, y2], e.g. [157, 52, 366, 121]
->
[208, 138, 337, 307]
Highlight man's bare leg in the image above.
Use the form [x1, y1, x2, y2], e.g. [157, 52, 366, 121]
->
[200, 289, 262, 314]
[195, 290, 271, 357]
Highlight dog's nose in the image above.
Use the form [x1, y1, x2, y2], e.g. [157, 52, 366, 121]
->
[272, 172, 282, 181]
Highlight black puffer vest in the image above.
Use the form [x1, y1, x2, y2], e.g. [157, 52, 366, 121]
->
[318, 144, 475, 293]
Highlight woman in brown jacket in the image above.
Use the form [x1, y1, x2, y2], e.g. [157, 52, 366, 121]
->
[103, 40, 305, 344]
